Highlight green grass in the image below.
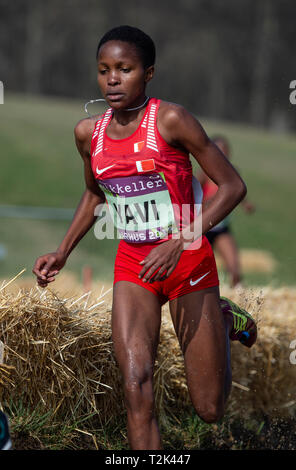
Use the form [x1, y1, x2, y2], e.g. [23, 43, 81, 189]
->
[0, 93, 295, 285]
[0, 218, 118, 283]
[5, 400, 295, 450]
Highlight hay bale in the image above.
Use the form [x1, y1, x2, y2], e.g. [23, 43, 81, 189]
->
[1, 274, 296, 425]
[215, 249, 277, 273]
[0, 283, 122, 424]
[6, 270, 114, 304]
[239, 249, 277, 273]
[220, 285, 296, 417]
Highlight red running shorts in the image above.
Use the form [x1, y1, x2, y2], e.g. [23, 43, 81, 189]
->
[114, 235, 219, 306]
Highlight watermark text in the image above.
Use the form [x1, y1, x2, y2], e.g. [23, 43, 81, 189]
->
[93, 201, 203, 249]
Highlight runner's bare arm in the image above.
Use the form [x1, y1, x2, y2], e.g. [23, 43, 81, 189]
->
[158, 103, 247, 239]
[138, 104, 246, 283]
[32, 118, 105, 286]
[56, 118, 105, 257]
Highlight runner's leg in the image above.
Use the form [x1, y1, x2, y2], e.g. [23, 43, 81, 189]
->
[112, 280, 162, 450]
[215, 233, 241, 287]
[169, 286, 232, 423]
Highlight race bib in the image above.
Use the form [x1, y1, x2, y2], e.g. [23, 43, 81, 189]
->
[98, 172, 178, 243]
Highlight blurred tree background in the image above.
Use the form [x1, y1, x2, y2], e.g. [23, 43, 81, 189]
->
[1, 0, 295, 130]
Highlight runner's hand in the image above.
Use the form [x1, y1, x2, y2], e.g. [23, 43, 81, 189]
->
[32, 252, 67, 288]
[138, 238, 183, 283]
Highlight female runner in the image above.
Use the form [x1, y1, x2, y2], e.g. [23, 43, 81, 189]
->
[33, 26, 257, 450]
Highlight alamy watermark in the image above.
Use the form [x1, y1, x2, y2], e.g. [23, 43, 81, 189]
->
[0, 81, 3, 104]
[289, 80, 296, 105]
[93, 201, 203, 250]
[289, 339, 296, 365]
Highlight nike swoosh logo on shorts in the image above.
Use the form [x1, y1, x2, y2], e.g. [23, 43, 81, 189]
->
[96, 164, 115, 175]
[190, 271, 211, 286]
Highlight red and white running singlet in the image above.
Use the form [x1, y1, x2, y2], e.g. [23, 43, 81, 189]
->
[90, 98, 219, 302]
[90, 98, 199, 245]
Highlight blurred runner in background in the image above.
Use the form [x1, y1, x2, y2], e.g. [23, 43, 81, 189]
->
[197, 136, 255, 287]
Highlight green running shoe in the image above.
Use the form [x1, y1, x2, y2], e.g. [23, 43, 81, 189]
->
[220, 296, 257, 348]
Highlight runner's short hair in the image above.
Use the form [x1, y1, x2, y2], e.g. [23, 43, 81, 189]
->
[96, 25, 156, 69]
